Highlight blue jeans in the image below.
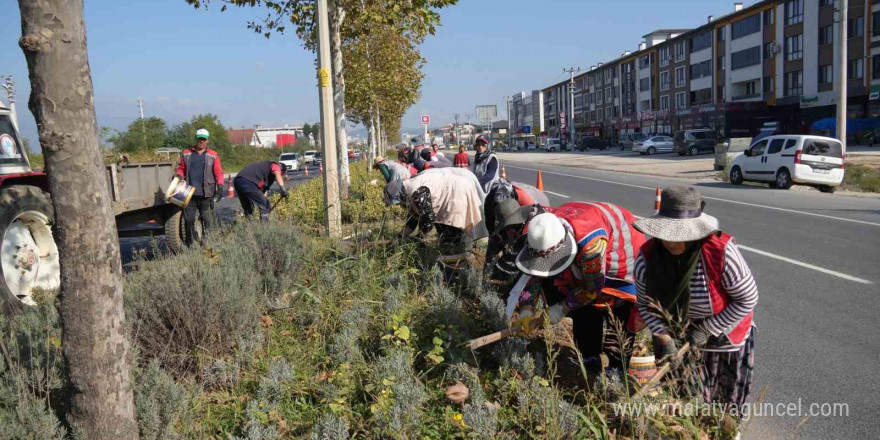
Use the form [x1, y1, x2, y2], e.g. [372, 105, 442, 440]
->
[234, 176, 271, 222]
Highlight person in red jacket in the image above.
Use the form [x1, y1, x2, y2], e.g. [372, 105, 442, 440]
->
[453, 144, 470, 168]
[175, 128, 224, 245]
[511, 201, 646, 371]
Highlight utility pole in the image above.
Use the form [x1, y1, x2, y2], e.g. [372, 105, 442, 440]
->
[316, 0, 342, 237]
[503, 95, 511, 149]
[137, 98, 146, 147]
[563, 67, 581, 148]
[453, 112, 460, 146]
[836, 0, 847, 149]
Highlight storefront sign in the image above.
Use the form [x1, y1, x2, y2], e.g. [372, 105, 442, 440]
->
[800, 92, 835, 108]
[870, 85, 880, 100]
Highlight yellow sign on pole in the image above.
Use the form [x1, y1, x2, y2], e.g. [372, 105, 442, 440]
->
[318, 68, 331, 87]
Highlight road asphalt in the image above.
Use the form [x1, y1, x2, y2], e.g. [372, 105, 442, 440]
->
[501, 159, 879, 440]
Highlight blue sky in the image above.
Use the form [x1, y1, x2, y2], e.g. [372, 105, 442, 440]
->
[1, 0, 753, 144]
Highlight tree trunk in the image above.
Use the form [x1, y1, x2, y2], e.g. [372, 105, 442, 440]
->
[329, 0, 350, 197]
[376, 105, 383, 153]
[17, 1, 139, 439]
[369, 114, 378, 160]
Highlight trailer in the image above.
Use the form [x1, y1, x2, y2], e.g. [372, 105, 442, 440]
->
[1, 96, 189, 314]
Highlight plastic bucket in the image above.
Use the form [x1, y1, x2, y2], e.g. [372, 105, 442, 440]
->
[164, 177, 196, 208]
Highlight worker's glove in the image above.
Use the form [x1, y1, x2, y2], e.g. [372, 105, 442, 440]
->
[656, 336, 681, 367]
[686, 322, 712, 348]
[280, 190, 289, 199]
[511, 306, 539, 335]
[213, 184, 224, 202]
[547, 303, 568, 325]
[174, 174, 184, 182]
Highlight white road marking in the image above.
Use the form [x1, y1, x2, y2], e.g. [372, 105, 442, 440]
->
[506, 164, 880, 228]
[544, 190, 570, 198]
[737, 245, 873, 284]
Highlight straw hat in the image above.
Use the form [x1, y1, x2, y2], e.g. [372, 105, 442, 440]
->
[515, 213, 576, 277]
[373, 156, 386, 167]
[633, 186, 719, 242]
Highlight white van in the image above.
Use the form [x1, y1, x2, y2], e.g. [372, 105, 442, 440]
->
[303, 150, 318, 165]
[542, 138, 564, 152]
[728, 135, 844, 192]
[278, 152, 300, 171]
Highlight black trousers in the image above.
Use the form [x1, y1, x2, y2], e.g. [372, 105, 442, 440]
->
[542, 278, 634, 370]
[183, 196, 214, 245]
[234, 176, 271, 222]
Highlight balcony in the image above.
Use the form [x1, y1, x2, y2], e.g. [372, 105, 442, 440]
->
[730, 92, 761, 101]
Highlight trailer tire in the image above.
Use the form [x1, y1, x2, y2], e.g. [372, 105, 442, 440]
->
[164, 208, 186, 253]
[0, 186, 60, 315]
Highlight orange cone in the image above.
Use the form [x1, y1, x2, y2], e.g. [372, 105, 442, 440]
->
[319, 163, 323, 174]
[536, 168, 544, 191]
[654, 187, 662, 215]
[226, 175, 235, 198]
[305, 166, 309, 177]
[500, 165, 507, 180]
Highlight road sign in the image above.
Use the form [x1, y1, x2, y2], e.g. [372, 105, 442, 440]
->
[475, 105, 497, 120]
[421, 115, 430, 125]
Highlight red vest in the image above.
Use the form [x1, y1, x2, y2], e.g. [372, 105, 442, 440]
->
[548, 202, 645, 283]
[454, 152, 469, 168]
[640, 233, 753, 346]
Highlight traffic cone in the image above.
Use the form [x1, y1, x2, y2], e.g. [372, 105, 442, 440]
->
[319, 163, 323, 174]
[305, 166, 309, 177]
[536, 168, 544, 191]
[653, 187, 662, 215]
[500, 165, 507, 180]
[227, 175, 235, 198]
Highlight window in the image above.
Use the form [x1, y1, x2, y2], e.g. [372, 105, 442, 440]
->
[763, 42, 774, 59]
[785, 34, 803, 61]
[660, 71, 671, 91]
[785, 0, 803, 25]
[750, 139, 768, 156]
[717, 28, 725, 41]
[718, 85, 725, 101]
[819, 0, 833, 6]
[767, 139, 785, 155]
[745, 81, 758, 96]
[874, 55, 880, 79]
[659, 47, 670, 67]
[639, 77, 650, 92]
[819, 25, 833, 46]
[690, 32, 712, 53]
[763, 76, 774, 94]
[718, 56, 725, 71]
[675, 41, 686, 62]
[874, 11, 880, 37]
[784, 139, 797, 150]
[605, 87, 613, 103]
[675, 66, 686, 87]
[605, 69, 612, 84]
[732, 14, 761, 39]
[660, 95, 670, 110]
[690, 60, 713, 79]
[819, 64, 833, 85]
[848, 16, 864, 39]
[605, 107, 613, 120]
[732, 46, 761, 70]
[675, 92, 687, 109]
[640, 55, 650, 69]
[848, 58, 864, 79]
[784, 70, 803, 96]
[763, 9, 774, 26]
[597, 89, 603, 103]
[690, 88, 712, 105]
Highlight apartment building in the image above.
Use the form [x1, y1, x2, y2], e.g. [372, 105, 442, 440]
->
[543, 0, 878, 142]
[510, 90, 545, 136]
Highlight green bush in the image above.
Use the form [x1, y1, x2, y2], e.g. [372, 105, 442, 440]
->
[842, 164, 880, 192]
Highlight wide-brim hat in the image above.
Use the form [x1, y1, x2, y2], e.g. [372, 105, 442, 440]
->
[515, 213, 576, 277]
[373, 156, 386, 166]
[633, 186, 719, 242]
[495, 199, 531, 232]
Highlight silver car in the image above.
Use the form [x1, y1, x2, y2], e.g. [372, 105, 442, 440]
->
[633, 136, 674, 155]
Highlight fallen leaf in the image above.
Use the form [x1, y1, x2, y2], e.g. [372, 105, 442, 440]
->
[261, 315, 274, 328]
[445, 381, 469, 404]
[280, 330, 292, 336]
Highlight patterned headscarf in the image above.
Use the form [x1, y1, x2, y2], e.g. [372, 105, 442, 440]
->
[410, 186, 435, 234]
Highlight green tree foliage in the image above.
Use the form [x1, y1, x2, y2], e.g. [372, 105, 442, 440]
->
[109, 116, 168, 153]
[165, 113, 232, 151]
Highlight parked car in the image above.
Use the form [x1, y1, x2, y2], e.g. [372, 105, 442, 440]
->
[279, 152, 301, 171]
[633, 136, 675, 155]
[728, 135, 844, 192]
[714, 138, 751, 171]
[304, 150, 318, 164]
[674, 129, 722, 156]
[542, 138, 564, 152]
[618, 133, 647, 151]
[313, 152, 323, 167]
[577, 136, 611, 151]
